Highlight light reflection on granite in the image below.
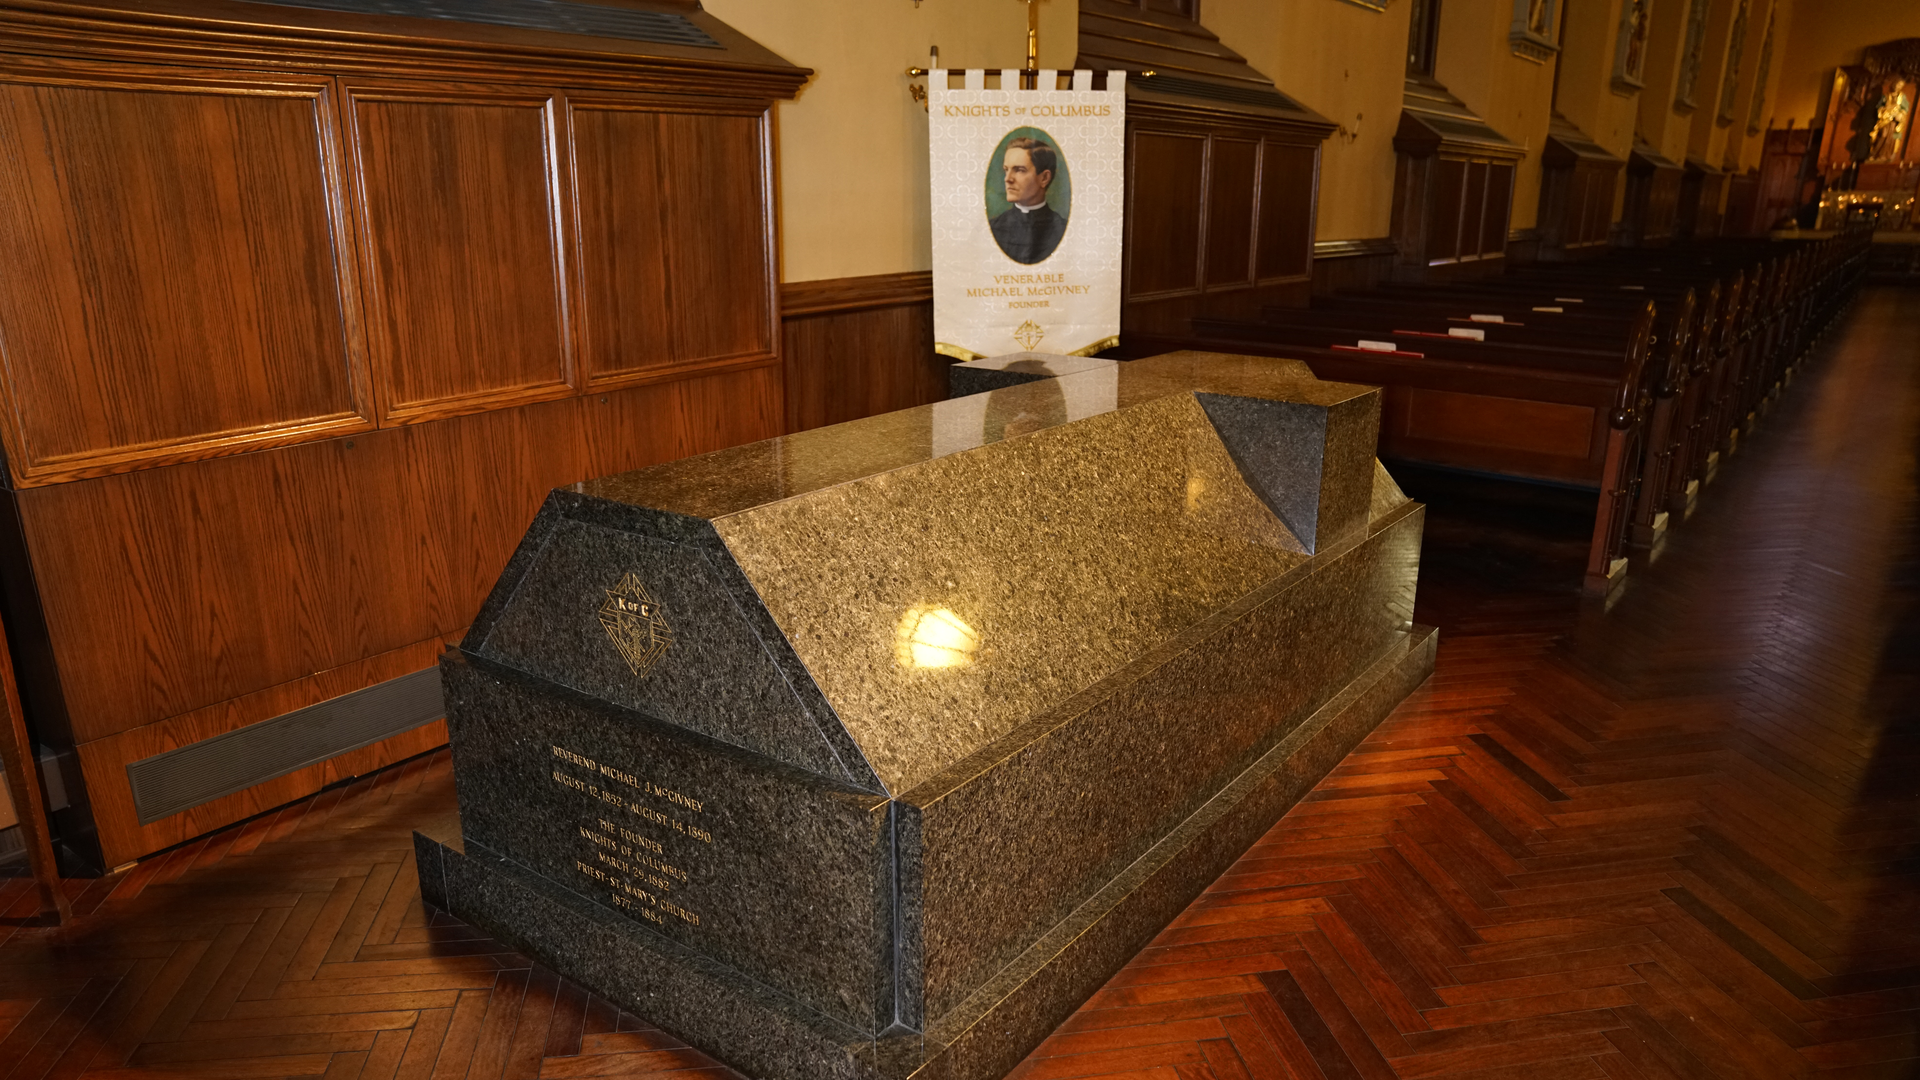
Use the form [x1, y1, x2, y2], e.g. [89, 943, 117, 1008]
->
[718, 391, 1307, 795]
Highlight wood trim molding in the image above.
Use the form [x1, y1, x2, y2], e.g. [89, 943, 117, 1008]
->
[0, 1, 813, 100]
[780, 271, 933, 318]
[1312, 238, 1398, 259]
[583, 350, 781, 393]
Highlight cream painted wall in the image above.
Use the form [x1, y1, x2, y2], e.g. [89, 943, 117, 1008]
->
[1683, 0, 1745, 165]
[1556, 0, 1640, 158]
[1434, 0, 1558, 230]
[706, 0, 1905, 284]
[1637, 0, 1696, 161]
[1200, 1, 1413, 243]
[703, 0, 1077, 283]
[1737, 0, 1794, 170]
[1716, 0, 1780, 171]
[1773, 0, 1920, 128]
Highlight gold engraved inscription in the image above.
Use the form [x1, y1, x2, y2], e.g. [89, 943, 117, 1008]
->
[551, 744, 708, 928]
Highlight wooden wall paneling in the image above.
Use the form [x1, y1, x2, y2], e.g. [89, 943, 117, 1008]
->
[1204, 138, 1258, 287]
[1650, 172, 1680, 240]
[1587, 169, 1618, 244]
[658, 109, 778, 372]
[1430, 159, 1465, 261]
[1570, 167, 1597, 246]
[780, 273, 943, 433]
[1565, 167, 1589, 243]
[15, 367, 783, 749]
[1461, 161, 1488, 259]
[76, 635, 456, 868]
[1585, 169, 1609, 243]
[1126, 131, 1206, 297]
[342, 81, 576, 423]
[1483, 163, 1513, 255]
[1723, 170, 1759, 236]
[1257, 142, 1315, 281]
[1113, 69, 1333, 342]
[567, 99, 673, 382]
[1466, 159, 1497, 255]
[37, 363, 782, 865]
[0, 58, 374, 487]
[655, 360, 785, 461]
[21, 432, 440, 746]
[1701, 173, 1726, 236]
[569, 94, 779, 389]
[1677, 166, 1705, 238]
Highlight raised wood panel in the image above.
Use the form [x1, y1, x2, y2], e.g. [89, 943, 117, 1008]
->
[1645, 169, 1681, 240]
[1127, 131, 1205, 296]
[0, 61, 371, 486]
[77, 634, 456, 868]
[569, 100, 671, 381]
[658, 111, 776, 369]
[1256, 142, 1314, 280]
[345, 85, 573, 422]
[1571, 167, 1617, 246]
[1461, 161, 1488, 259]
[1401, 387, 1597, 458]
[16, 363, 781, 746]
[1204, 139, 1258, 287]
[1483, 163, 1513, 255]
[571, 100, 776, 388]
[1431, 159, 1465, 261]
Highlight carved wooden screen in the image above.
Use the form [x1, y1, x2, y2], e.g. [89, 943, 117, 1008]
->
[1123, 127, 1322, 337]
[1428, 158, 1515, 265]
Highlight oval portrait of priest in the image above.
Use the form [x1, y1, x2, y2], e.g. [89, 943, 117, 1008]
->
[984, 126, 1072, 265]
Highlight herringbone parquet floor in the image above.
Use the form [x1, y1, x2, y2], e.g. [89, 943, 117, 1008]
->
[2, 289, 1915, 1080]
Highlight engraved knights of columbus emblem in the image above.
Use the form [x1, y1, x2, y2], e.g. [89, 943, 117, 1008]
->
[1013, 319, 1046, 351]
[598, 573, 673, 677]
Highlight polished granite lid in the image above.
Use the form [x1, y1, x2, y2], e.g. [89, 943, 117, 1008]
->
[578, 352, 1370, 519]
[465, 351, 1398, 796]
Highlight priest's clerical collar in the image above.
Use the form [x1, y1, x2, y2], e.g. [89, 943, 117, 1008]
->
[1013, 198, 1049, 213]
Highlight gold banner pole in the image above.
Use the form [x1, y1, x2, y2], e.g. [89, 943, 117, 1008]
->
[1024, 0, 1040, 89]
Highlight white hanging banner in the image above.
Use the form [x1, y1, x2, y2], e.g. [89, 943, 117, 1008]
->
[929, 69, 1125, 360]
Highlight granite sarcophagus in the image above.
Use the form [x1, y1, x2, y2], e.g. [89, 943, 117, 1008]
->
[415, 350, 1435, 1080]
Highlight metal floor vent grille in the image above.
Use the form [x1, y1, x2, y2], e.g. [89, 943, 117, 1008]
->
[245, 0, 721, 48]
[126, 667, 445, 825]
[1138, 74, 1302, 113]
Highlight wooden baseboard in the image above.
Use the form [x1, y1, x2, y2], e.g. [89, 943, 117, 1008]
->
[78, 633, 460, 867]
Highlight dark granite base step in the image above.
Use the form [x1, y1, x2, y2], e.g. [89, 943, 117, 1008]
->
[414, 624, 1436, 1080]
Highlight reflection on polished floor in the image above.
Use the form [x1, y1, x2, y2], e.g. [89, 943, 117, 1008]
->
[2, 288, 1916, 1079]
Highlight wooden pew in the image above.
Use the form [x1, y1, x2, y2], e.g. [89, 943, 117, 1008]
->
[1169, 234, 1871, 595]
[1191, 302, 1658, 596]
